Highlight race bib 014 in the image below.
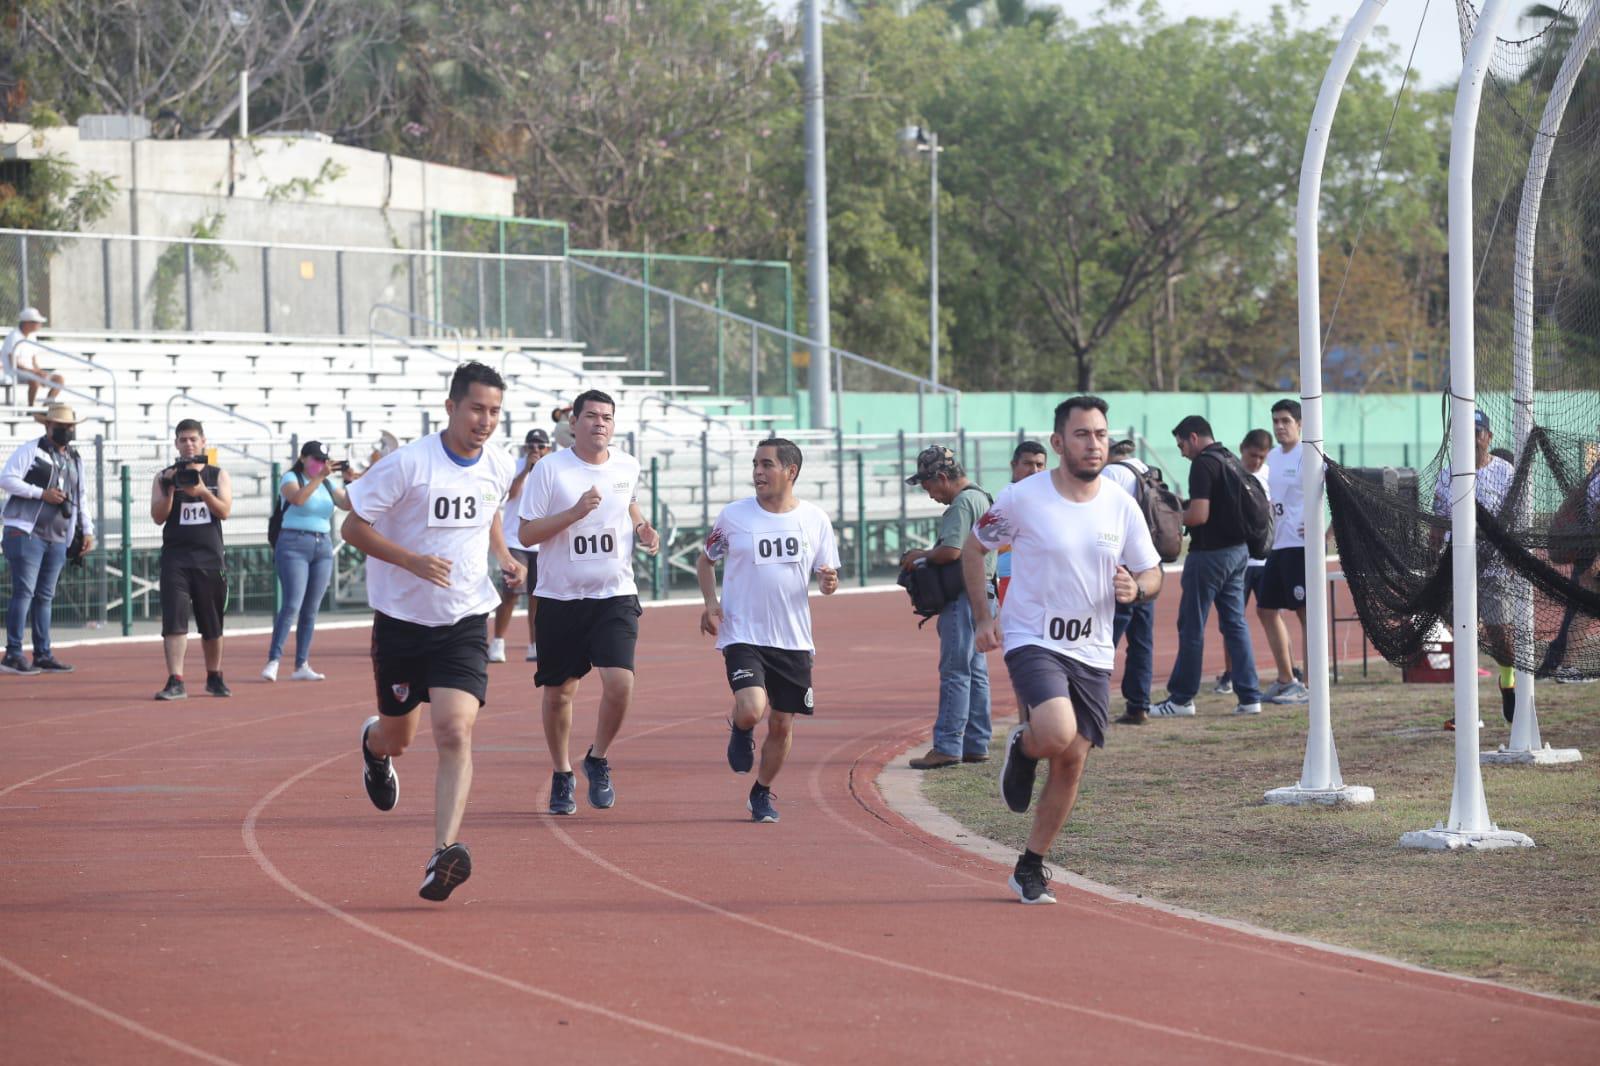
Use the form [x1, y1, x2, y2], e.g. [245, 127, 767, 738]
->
[178, 501, 211, 526]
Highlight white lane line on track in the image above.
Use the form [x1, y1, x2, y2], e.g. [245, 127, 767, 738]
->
[240, 735, 795, 1066]
[0, 955, 239, 1065]
[0, 701, 159, 733]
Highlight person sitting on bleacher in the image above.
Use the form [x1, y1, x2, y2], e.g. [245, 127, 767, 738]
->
[1, 308, 65, 408]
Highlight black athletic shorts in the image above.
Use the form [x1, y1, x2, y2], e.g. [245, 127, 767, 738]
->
[1003, 644, 1110, 749]
[722, 643, 815, 716]
[533, 595, 642, 687]
[370, 610, 490, 716]
[498, 549, 537, 593]
[1243, 563, 1266, 605]
[159, 562, 227, 640]
[1258, 547, 1308, 611]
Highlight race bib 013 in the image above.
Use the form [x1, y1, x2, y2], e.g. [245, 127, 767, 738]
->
[428, 489, 482, 528]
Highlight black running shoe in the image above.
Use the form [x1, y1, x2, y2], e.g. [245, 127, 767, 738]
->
[205, 672, 231, 697]
[1009, 860, 1056, 905]
[360, 716, 399, 812]
[31, 655, 73, 673]
[1000, 726, 1039, 814]
[549, 771, 577, 815]
[582, 747, 615, 809]
[727, 719, 756, 773]
[1, 651, 41, 675]
[418, 842, 472, 902]
[155, 675, 187, 700]
[748, 786, 779, 823]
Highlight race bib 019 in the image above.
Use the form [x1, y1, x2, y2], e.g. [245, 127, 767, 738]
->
[428, 488, 482, 528]
[753, 531, 804, 565]
[178, 501, 211, 526]
[569, 527, 619, 562]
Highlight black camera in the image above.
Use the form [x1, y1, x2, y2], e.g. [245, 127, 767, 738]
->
[164, 456, 207, 489]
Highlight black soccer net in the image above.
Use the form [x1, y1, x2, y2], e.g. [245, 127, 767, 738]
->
[1326, 0, 1600, 681]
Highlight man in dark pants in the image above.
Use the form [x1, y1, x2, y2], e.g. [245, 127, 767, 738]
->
[0, 402, 93, 675]
[150, 418, 233, 700]
[1102, 440, 1156, 724]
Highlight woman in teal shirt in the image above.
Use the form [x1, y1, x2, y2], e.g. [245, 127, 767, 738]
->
[263, 441, 351, 682]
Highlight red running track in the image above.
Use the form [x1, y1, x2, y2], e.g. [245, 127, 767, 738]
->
[1, 589, 1594, 1064]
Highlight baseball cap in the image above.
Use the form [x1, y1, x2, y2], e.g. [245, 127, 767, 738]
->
[18, 307, 46, 325]
[1474, 410, 1491, 433]
[525, 428, 551, 446]
[300, 440, 331, 462]
[905, 444, 963, 485]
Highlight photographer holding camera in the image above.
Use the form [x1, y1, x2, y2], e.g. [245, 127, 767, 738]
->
[1, 402, 93, 675]
[150, 418, 233, 700]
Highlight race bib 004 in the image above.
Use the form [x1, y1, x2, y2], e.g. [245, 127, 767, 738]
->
[178, 501, 211, 526]
[753, 531, 804, 565]
[428, 488, 482, 528]
[569, 527, 619, 562]
[1042, 613, 1094, 649]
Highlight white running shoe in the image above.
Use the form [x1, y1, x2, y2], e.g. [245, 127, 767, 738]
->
[525, 643, 539, 662]
[1234, 702, 1263, 715]
[260, 659, 279, 683]
[1149, 699, 1196, 717]
[487, 638, 507, 663]
[291, 663, 325, 681]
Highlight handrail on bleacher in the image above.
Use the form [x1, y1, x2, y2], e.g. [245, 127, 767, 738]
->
[164, 392, 278, 464]
[11, 339, 119, 428]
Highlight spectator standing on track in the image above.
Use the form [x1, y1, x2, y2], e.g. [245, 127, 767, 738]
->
[996, 441, 1048, 606]
[964, 395, 1163, 904]
[900, 445, 994, 770]
[263, 441, 351, 683]
[1, 402, 92, 675]
[489, 428, 550, 664]
[151, 419, 233, 701]
[0, 308, 64, 407]
[1150, 416, 1263, 718]
[519, 389, 660, 816]
[1103, 439, 1157, 725]
[342, 361, 524, 902]
[697, 438, 840, 823]
[1214, 429, 1281, 698]
[1255, 402, 1312, 704]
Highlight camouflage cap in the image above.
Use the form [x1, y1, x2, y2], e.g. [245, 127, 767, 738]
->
[906, 444, 964, 485]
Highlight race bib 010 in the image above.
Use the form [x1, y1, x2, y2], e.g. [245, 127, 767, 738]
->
[569, 527, 619, 562]
[428, 489, 482, 528]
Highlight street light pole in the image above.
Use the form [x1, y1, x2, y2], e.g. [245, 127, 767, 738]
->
[928, 129, 939, 387]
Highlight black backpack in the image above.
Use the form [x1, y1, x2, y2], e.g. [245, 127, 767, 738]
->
[1216, 451, 1273, 560]
[1112, 460, 1185, 563]
[897, 485, 993, 624]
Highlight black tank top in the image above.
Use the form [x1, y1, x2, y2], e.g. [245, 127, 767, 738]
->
[162, 465, 226, 569]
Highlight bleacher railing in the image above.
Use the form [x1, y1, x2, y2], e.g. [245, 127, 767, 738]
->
[0, 228, 568, 342]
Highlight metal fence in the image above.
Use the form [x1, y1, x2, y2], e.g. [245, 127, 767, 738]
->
[0, 228, 568, 341]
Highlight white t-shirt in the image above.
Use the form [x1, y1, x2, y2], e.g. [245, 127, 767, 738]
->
[0, 327, 23, 383]
[1100, 457, 1147, 498]
[1266, 443, 1304, 551]
[703, 496, 840, 652]
[1433, 456, 1515, 516]
[345, 433, 515, 627]
[519, 446, 642, 600]
[500, 458, 539, 552]
[971, 471, 1161, 671]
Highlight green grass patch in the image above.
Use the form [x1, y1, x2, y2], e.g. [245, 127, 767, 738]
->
[920, 665, 1600, 1001]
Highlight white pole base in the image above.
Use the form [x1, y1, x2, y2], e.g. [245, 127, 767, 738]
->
[1481, 744, 1584, 766]
[1399, 825, 1536, 850]
[1264, 783, 1375, 806]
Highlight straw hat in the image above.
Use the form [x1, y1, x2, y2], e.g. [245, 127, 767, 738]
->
[41, 402, 80, 425]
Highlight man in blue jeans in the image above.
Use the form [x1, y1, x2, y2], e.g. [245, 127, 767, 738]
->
[1102, 440, 1156, 724]
[900, 445, 994, 769]
[0, 403, 94, 675]
[1151, 416, 1262, 717]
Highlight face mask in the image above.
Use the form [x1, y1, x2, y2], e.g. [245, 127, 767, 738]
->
[50, 426, 74, 447]
[305, 459, 326, 478]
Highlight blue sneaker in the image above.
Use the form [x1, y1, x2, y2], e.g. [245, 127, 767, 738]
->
[727, 719, 755, 773]
[748, 787, 779, 823]
[582, 748, 614, 809]
[549, 771, 577, 815]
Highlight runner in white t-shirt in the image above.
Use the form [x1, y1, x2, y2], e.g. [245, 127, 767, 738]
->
[341, 361, 526, 903]
[489, 428, 549, 664]
[1252, 404, 1310, 704]
[964, 396, 1163, 904]
[518, 389, 660, 815]
[697, 439, 840, 823]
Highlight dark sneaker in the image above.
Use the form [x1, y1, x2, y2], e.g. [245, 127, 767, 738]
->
[1500, 686, 1516, 724]
[155, 675, 187, 700]
[748, 786, 780, 823]
[360, 716, 399, 812]
[1000, 726, 1038, 814]
[1115, 706, 1149, 726]
[727, 719, 756, 773]
[582, 748, 615, 809]
[205, 672, 231, 698]
[418, 842, 472, 902]
[1009, 860, 1057, 905]
[31, 655, 73, 673]
[549, 771, 577, 815]
[1, 651, 41, 675]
